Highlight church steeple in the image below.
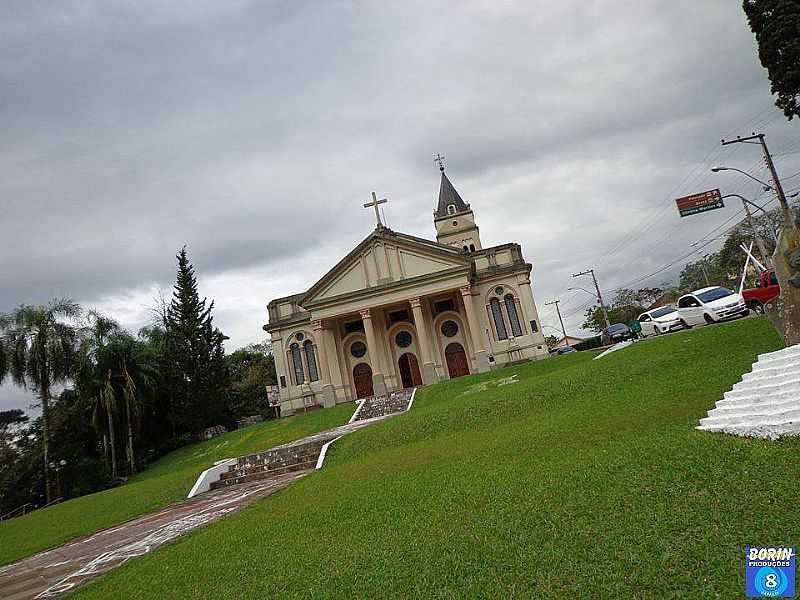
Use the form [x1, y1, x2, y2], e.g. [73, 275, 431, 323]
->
[432, 157, 482, 252]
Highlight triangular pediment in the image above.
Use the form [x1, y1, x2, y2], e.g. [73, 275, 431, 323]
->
[302, 228, 469, 306]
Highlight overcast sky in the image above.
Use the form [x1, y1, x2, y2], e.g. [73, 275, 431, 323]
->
[2, 1, 799, 413]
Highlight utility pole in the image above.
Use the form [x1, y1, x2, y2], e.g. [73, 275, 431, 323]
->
[572, 269, 611, 330]
[741, 199, 772, 267]
[689, 242, 711, 286]
[722, 132, 800, 344]
[545, 300, 568, 342]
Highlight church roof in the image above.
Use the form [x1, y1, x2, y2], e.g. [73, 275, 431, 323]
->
[434, 170, 470, 219]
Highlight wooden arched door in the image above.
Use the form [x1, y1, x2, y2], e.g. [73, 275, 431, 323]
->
[398, 353, 422, 388]
[353, 363, 374, 398]
[445, 343, 470, 379]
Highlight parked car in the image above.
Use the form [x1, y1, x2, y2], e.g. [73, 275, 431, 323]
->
[555, 346, 577, 356]
[676, 286, 749, 327]
[742, 268, 780, 314]
[637, 305, 683, 336]
[601, 323, 633, 346]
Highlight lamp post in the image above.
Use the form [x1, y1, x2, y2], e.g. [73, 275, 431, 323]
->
[569, 268, 611, 330]
[48, 459, 66, 501]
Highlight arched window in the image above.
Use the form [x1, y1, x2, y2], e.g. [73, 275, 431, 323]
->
[469, 243, 476, 252]
[303, 340, 319, 382]
[505, 294, 523, 337]
[447, 204, 456, 215]
[462, 245, 469, 252]
[490, 298, 508, 340]
[290, 343, 305, 384]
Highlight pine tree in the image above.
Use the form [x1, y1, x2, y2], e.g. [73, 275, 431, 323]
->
[162, 247, 229, 435]
[743, 0, 800, 120]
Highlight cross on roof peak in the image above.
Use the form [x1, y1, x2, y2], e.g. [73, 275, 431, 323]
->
[363, 191, 388, 228]
[434, 152, 446, 172]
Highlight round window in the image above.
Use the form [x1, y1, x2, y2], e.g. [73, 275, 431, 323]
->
[452, 220, 458, 226]
[494, 286, 504, 295]
[395, 331, 412, 348]
[295, 332, 305, 341]
[350, 341, 367, 358]
[441, 320, 459, 338]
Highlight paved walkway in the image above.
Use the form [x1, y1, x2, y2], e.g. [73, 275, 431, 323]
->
[0, 473, 305, 600]
[0, 399, 411, 600]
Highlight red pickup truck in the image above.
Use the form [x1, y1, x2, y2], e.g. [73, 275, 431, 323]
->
[742, 269, 780, 313]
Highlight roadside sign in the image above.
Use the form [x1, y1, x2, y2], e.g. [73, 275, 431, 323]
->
[675, 189, 724, 217]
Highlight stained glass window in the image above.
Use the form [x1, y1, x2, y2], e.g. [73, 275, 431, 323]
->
[303, 340, 318, 382]
[290, 343, 305, 384]
[505, 294, 523, 337]
[490, 298, 508, 340]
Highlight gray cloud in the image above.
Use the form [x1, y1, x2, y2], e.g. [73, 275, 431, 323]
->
[2, 0, 799, 413]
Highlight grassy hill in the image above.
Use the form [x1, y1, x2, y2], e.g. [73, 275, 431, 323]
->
[0, 402, 354, 566]
[70, 317, 800, 599]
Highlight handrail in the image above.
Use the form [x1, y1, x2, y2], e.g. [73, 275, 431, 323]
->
[0, 502, 31, 521]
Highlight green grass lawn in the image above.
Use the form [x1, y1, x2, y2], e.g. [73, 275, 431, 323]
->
[70, 317, 800, 599]
[0, 402, 354, 566]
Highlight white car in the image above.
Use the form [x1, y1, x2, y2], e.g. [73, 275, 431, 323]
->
[676, 286, 749, 327]
[637, 305, 683, 336]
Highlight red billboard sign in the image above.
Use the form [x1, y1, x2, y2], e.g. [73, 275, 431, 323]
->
[675, 189, 724, 217]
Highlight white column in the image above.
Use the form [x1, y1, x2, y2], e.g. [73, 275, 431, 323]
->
[460, 286, 490, 372]
[409, 297, 439, 384]
[312, 320, 337, 407]
[360, 308, 387, 396]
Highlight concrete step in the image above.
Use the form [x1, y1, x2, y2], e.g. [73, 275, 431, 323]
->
[709, 396, 799, 417]
[699, 406, 800, 428]
[754, 343, 800, 365]
[728, 374, 800, 397]
[720, 385, 797, 406]
[210, 461, 315, 490]
[697, 421, 800, 439]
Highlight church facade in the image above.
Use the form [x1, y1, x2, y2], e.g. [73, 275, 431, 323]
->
[264, 169, 548, 416]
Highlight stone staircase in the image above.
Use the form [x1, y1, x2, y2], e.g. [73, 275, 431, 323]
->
[697, 343, 800, 440]
[209, 437, 331, 491]
[353, 389, 414, 421]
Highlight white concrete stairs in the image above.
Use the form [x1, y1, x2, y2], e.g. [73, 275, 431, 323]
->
[697, 343, 800, 439]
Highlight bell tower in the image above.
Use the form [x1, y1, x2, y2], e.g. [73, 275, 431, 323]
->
[433, 159, 482, 252]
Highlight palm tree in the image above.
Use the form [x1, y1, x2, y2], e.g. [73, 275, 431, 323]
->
[77, 316, 157, 478]
[96, 334, 157, 475]
[76, 311, 122, 479]
[0, 299, 81, 502]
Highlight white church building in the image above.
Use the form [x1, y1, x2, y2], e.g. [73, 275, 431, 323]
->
[264, 166, 548, 415]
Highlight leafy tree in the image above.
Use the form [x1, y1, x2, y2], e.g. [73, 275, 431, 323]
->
[743, 0, 800, 120]
[226, 342, 276, 419]
[162, 247, 229, 434]
[544, 334, 560, 349]
[0, 299, 81, 502]
[581, 288, 663, 333]
[0, 409, 28, 434]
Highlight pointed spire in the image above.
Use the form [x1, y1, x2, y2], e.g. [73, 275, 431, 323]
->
[435, 168, 469, 219]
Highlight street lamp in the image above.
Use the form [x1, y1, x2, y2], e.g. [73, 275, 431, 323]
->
[711, 166, 773, 191]
[48, 459, 67, 501]
[567, 286, 596, 297]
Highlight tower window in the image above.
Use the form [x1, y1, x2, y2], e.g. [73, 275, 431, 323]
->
[447, 204, 456, 215]
[469, 243, 476, 252]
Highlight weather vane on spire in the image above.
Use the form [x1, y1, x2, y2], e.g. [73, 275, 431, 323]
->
[434, 152, 446, 172]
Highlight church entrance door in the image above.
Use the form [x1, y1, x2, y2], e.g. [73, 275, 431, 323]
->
[445, 343, 470, 379]
[353, 363, 374, 398]
[398, 353, 422, 388]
